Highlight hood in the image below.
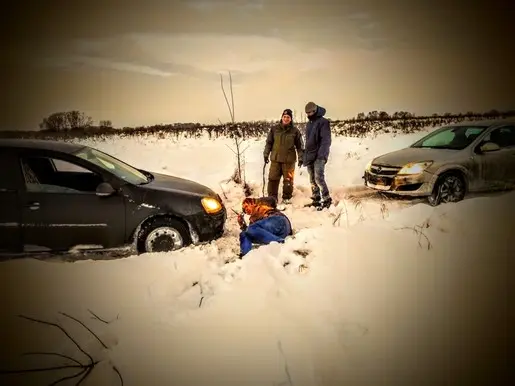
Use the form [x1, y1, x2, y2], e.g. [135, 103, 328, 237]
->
[140, 172, 216, 197]
[316, 105, 326, 117]
[372, 147, 460, 167]
[308, 105, 326, 120]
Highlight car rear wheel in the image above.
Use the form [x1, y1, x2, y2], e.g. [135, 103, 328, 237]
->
[427, 172, 466, 206]
[137, 217, 191, 253]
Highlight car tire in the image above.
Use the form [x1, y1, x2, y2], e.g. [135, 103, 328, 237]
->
[136, 217, 191, 253]
[427, 172, 466, 207]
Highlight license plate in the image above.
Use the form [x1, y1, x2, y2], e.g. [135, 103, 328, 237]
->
[366, 181, 390, 191]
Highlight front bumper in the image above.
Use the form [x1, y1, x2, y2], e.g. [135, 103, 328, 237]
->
[363, 169, 434, 196]
[187, 207, 227, 243]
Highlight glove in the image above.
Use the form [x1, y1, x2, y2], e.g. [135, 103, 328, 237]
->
[298, 160, 303, 168]
[264, 155, 269, 164]
[237, 213, 247, 230]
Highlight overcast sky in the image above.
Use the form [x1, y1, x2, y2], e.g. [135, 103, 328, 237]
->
[2, 0, 514, 130]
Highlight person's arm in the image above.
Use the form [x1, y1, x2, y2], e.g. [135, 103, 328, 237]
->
[263, 127, 275, 162]
[237, 213, 247, 231]
[316, 119, 331, 161]
[294, 127, 305, 165]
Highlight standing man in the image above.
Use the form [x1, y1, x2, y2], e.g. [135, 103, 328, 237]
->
[263, 108, 304, 205]
[303, 101, 332, 210]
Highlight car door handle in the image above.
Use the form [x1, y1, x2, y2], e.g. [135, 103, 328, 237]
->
[27, 202, 40, 210]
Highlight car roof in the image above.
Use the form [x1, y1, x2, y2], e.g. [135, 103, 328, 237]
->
[446, 119, 515, 128]
[0, 138, 87, 153]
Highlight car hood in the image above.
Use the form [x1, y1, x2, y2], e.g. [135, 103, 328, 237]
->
[372, 147, 459, 167]
[140, 172, 216, 197]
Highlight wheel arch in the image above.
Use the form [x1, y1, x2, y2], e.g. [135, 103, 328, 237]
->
[430, 166, 470, 194]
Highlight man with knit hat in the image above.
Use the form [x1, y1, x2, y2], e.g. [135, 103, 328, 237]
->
[303, 101, 332, 210]
[263, 108, 304, 205]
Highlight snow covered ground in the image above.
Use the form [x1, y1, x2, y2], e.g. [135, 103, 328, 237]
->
[0, 128, 511, 386]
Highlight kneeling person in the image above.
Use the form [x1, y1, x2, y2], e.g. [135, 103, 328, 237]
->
[237, 197, 293, 257]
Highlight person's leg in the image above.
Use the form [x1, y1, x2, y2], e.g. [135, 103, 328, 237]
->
[239, 216, 291, 256]
[281, 162, 295, 202]
[253, 215, 291, 239]
[247, 220, 285, 242]
[306, 163, 321, 206]
[314, 159, 331, 207]
[267, 161, 281, 202]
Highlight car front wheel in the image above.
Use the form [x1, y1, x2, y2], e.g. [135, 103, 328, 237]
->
[137, 217, 191, 253]
[427, 172, 466, 206]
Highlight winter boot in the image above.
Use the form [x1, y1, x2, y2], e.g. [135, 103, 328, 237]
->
[282, 198, 292, 205]
[304, 199, 321, 208]
[317, 198, 332, 211]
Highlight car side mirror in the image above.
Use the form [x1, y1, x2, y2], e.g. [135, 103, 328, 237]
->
[479, 141, 500, 153]
[96, 182, 116, 197]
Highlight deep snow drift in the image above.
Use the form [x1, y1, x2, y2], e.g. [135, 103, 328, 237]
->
[0, 129, 511, 386]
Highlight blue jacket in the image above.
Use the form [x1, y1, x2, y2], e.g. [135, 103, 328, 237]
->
[303, 105, 331, 166]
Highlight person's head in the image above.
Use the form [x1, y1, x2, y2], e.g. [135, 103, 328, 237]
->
[242, 197, 256, 214]
[281, 109, 293, 126]
[305, 102, 318, 119]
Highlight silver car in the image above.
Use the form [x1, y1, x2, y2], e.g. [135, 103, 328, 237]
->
[362, 119, 515, 205]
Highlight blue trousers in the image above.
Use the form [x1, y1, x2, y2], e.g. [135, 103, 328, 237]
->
[307, 159, 330, 202]
[239, 215, 291, 256]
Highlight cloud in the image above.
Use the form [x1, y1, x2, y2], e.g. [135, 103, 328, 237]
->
[183, 0, 264, 12]
[41, 56, 176, 77]
[44, 32, 335, 80]
[336, 12, 398, 52]
[127, 32, 334, 74]
[344, 12, 371, 21]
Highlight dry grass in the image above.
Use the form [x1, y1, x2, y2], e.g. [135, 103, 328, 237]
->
[332, 193, 390, 228]
[394, 218, 432, 250]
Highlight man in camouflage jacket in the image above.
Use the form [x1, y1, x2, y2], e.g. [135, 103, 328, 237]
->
[263, 108, 304, 204]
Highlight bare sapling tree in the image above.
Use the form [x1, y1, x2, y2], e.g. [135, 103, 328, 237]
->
[220, 71, 251, 196]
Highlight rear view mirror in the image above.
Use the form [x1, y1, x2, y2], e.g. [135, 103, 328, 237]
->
[96, 182, 116, 197]
[479, 142, 501, 153]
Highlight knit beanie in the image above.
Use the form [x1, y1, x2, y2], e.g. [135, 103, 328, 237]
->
[282, 108, 293, 120]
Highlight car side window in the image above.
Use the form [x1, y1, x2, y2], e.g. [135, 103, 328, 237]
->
[482, 126, 515, 149]
[0, 151, 23, 190]
[20, 156, 104, 194]
[53, 158, 93, 173]
[464, 127, 483, 142]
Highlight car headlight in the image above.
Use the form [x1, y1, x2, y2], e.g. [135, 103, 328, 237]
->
[398, 161, 433, 175]
[365, 160, 373, 171]
[201, 197, 222, 214]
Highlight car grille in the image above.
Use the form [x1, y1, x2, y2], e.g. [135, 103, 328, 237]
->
[367, 173, 394, 186]
[369, 164, 401, 176]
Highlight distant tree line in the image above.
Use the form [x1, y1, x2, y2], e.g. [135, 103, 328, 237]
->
[1, 109, 514, 140]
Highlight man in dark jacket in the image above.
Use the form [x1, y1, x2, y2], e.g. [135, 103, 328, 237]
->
[263, 109, 304, 204]
[303, 101, 332, 210]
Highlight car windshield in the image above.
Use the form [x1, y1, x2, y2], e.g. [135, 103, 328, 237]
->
[73, 147, 150, 185]
[411, 125, 487, 150]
